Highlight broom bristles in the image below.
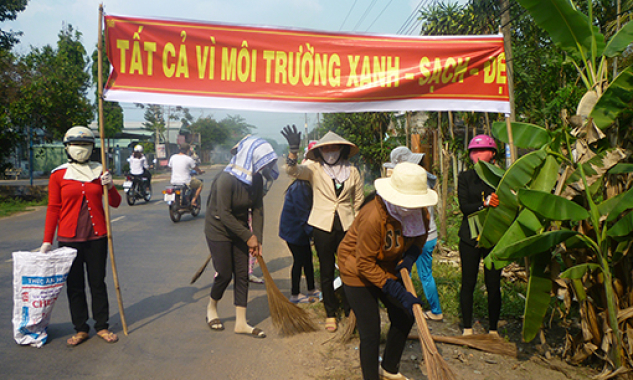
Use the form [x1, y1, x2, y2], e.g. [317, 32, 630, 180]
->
[257, 256, 318, 336]
[431, 334, 517, 358]
[190, 254, 212, 284]
[339, 310, 357, 342]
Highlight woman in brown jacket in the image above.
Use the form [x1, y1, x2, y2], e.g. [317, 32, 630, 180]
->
[281, 126, 364, 332]
[338, 162, 438, 380]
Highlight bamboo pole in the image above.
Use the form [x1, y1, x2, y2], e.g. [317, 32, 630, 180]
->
[98, 4, 128, 336]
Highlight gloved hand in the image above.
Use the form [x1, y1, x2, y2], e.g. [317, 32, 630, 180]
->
[396, 245, 421, 278]
[101, 171, 113, 190]
[484, 192, 499, 207]
[39, 242, 52, 253]
[281, 125, 301, 153]
[382, 278, 421, 315]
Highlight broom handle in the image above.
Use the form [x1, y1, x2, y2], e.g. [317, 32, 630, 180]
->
[400, 268, 440, 356]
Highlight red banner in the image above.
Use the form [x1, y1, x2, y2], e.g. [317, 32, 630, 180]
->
[104, 14, 510, 114]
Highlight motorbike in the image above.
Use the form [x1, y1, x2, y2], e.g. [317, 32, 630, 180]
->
[123, 173, 152, 205]
[162, 182, 201, 222]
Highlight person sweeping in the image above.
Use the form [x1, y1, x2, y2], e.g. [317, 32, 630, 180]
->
[204, 135, 278, 338]
[458, 134, 502, 336]
[338, 162, 438, 380]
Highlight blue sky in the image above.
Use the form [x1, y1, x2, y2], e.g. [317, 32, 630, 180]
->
[5, 0, 467, 143]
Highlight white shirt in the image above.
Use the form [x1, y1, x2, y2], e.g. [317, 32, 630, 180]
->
[168, 154, 196, 185]
[127, 155, 148, 175]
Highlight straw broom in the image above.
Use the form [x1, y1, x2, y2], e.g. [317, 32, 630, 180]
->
[190, 254, 211, 284]
[339, 310, 357, 342]
[400, 268, 457, 380]
[256, 255, 318, 335]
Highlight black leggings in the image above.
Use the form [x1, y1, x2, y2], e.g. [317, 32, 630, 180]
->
[312, 219, 347, 318]
[287, 242, 315, 296]
[59, 238, 110, 333]
[459, 240, 502, 330]
[206, 239, 249, 307]
[344, 284, 414, 380]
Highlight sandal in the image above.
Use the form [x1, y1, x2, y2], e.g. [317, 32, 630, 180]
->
[206, 317, 225, 331]
[96, 329, 119, 343]
[325, 317, 337, 333]
[423, 311, 444, 321]
[289, 294, 315, 304]
[66, 331, 89, 347]
[250, 327, 266, 339]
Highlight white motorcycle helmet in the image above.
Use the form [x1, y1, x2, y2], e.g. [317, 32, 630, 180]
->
[63, 126, 95, 163]
[134, 144, 144, 153]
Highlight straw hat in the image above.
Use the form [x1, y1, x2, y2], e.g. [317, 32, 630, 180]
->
[305, 131, 359, 161]
[374, 162, 438, 208]
[383, 146, 424, 169]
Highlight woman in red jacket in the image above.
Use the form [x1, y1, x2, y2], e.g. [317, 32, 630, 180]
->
[40, 126, 121, 346]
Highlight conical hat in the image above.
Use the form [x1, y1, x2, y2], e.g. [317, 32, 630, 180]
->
[305, 131, 359, 160]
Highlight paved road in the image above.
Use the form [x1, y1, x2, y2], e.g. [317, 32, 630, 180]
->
[0, 168, 328, 380]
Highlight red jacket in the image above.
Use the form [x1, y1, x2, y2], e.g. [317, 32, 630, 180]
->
[44, 168, 121, 243]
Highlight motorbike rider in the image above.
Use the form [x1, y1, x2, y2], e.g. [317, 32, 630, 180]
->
[168, 143, 204, 207]
[127, 144, 152, 188]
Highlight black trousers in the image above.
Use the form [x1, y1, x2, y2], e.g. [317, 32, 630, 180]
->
[312, 218, 348, 318]
[344, 284, 414, 380]
[459, 240, 502, 330]
[207, 239, 249, 307]
[287, 242, 315, 296]
[59, 238, 110, 333]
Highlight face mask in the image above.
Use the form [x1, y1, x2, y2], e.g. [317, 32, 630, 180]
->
[260, 166, 275, 195]
[67, 145, 93, 163]
[321, 149, 341, 165]
[469, 149, 495, 164]
[393, 205, 420, 217]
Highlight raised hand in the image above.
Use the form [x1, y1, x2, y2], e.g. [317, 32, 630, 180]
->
[281, 124, 301, 153]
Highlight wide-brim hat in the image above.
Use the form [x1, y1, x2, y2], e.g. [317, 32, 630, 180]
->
[383, 146, 425, 169]
[305, 131, 359, 161]
[375, 162, 438, 208]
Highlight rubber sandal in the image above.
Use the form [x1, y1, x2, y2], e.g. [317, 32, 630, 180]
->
[250, 327, 266, 339]
[325, 317, 337, 333]
[248, 274, 264, 284]
[306, 289, 322, 301]
[96, 329, 119, 344]
[206, 317, 225, 331]
[423, 311, 444, 321]
[289, 294, 314, 304]
[379, 366, 410, 380]
[66, 332, 89, 347]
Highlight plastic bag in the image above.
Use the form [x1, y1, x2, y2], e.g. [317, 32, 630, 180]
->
[12, 247, 77, 348]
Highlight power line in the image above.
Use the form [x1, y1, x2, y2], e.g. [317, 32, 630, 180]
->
[339, 0, 359, 31]
[365, 0, 395, 32]
[353, 0, 379, 31]
[396, 0, 429, 35]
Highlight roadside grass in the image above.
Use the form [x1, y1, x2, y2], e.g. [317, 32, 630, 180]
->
[0, 198, 47, 218]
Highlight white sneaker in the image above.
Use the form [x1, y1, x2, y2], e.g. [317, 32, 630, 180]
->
[378, 366, 409, 380]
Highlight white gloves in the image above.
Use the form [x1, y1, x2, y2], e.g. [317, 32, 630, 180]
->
[101, 171, 113, 189]
[39, 242, 52, 253]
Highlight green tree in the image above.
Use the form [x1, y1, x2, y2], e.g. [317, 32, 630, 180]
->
[91, 33, 123, 138]
[189, 115, 226, 151]
[0, 0, 28, 50]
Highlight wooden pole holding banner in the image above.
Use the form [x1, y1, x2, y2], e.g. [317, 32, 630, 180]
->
[98, 4, 128, 336]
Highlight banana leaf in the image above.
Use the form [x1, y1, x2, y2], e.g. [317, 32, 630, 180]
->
[474, 160, 505, 189]
[603, 20, 633, 58]
[590, 67, 633, 129]
[608, 163, 633, 174]
[560, 263, 602, 279]
[492, 121, 551, 150]
[516, 0, 605, 58]
[518, 189, 590, 221]
[523, 252, 552, 342]
[607, 211, 633, 238]
[479, 150, 547, 249]
[484, 155, 559, 270]
[606, 187, 633, 222]
[485, 230, 578, 263]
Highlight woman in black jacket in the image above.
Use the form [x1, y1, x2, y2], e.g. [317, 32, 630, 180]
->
[458, 134, 501, 336]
